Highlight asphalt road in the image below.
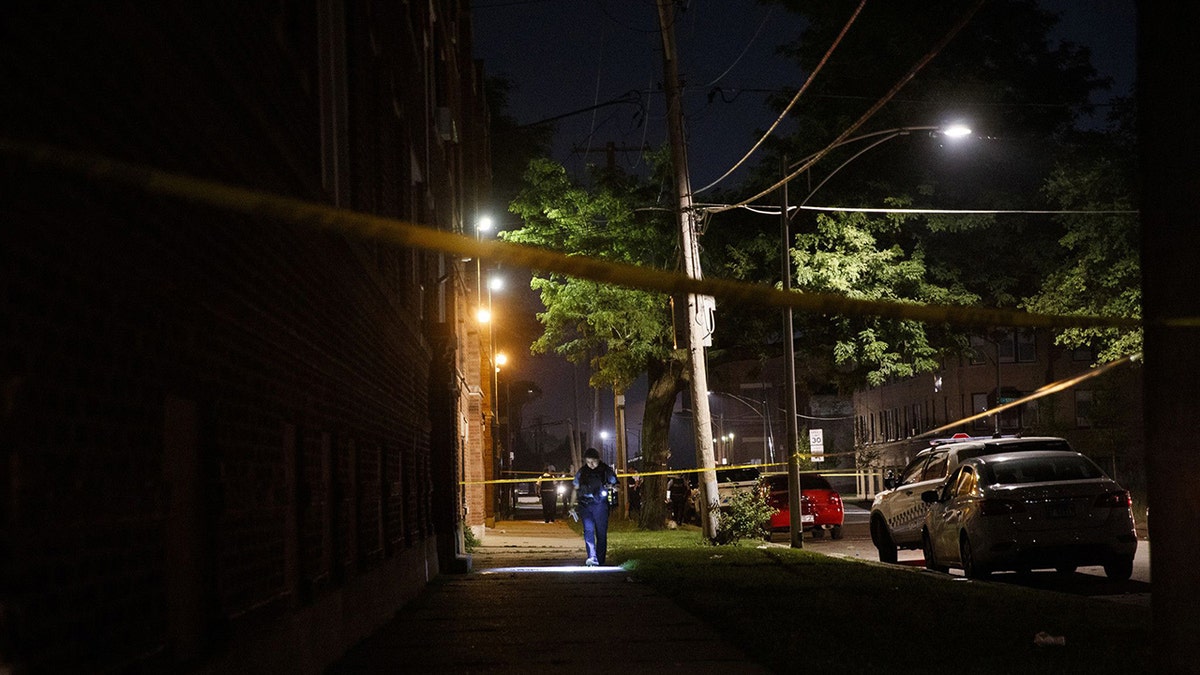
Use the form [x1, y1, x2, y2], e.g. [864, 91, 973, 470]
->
[769, 505, 1151, 604]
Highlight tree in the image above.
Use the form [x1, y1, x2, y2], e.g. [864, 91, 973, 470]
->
[1023, 101, 1140, 363]
[707, 0, 1118, 392]
[790, 202, 979, 386]
[502, 158, 683, 529]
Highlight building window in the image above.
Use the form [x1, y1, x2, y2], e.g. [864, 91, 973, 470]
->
[1076, 390, 1093, 428]
[969, 336, 988, 365]
[1015, 330, 1036, 363]
[1072, 346, 1094, 362]
[970, 329, 1036, 365]
[972, 393, 990, 431]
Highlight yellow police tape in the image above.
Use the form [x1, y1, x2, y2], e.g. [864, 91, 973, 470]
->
[462, 352, 1141, 487]
[1, 139, 1155, 331]
[460, 454, 859, 486]
[0, 140, 1163, 491]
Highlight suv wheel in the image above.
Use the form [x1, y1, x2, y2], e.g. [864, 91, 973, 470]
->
[830, 524, 844, 540]
[960, 533, 989, 580]
[1104, 556, 1134, 581]
[871, 515, 898, 564]
[811, 527, 825, 540]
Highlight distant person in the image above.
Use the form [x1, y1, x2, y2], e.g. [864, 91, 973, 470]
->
[669, 474, 691, 525]
[571, 448, 618, 566]
[538, 466, 558, 523]
[560, 470, 573, 514]
[629, 470, 643, 512]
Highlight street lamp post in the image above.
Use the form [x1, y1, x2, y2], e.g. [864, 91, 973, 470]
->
[599, 430, 611, 465]
[709, 390, 774, 466]
[779, 123, 972, 548]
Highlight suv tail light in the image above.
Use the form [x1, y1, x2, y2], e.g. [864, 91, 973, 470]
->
[1095, 490, 1131, 508]
[979, 499, 1025, 516]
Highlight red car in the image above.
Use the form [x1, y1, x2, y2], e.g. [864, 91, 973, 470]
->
[761, 473, 845, 539]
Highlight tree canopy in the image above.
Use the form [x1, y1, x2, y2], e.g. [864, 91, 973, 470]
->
[702, 0, 1133, 391]
[502, 158, 678, 391]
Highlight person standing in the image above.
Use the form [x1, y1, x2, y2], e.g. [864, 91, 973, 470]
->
[669, 474, 692, 525]
[571, 448, 618, 566]
[537, 466, 558, 523]
[628, 470, 643, 512]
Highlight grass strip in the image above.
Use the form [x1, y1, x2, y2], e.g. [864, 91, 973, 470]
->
[607, 526, 1150, 674]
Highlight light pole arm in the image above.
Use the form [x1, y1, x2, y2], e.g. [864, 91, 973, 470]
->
[799, 132, 906, 207]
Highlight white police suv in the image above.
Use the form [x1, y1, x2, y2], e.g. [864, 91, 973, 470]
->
[869, 435, 1075, 563]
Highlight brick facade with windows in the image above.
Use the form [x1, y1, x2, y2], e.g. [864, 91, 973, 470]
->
[2, 2, 490, 672]
[852, 329, 1144, 489]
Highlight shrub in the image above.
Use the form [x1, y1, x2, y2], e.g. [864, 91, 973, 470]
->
[711, 489, 776, 545]
[464, 526, 481, 553]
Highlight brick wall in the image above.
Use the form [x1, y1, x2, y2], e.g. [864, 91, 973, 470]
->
[1, 1, 487, 671]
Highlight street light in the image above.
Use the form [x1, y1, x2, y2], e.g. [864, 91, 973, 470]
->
[793, 124, 972, 208]
[493, 349, 508, 517]
[778, 121, 972, 549]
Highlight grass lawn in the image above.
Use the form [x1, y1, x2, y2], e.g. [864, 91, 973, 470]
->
[603, 521, 1151, 674]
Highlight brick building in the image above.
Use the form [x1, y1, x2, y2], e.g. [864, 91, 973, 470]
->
[852, 329, 1145, 490]
[2, 2, 492, 672]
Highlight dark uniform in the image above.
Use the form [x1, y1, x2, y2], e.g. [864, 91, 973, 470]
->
[573, 449, 618, 566]
[538, 471, 558, 522]
[669, 475, 691, 525]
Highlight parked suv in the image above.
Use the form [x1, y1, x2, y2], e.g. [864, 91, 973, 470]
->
[716, 466, 762, 509]
[869, 436, 1074, 563]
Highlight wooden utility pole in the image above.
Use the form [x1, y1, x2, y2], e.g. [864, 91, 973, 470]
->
[656, 0, 720, 540]
[615, 389, 629, 519]
[781, 156, 803, 549]
[571, 142, 651, 172]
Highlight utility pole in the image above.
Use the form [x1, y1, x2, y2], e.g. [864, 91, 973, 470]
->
[781, 156, 803, 549]
[571, 142, 651, 172]
[657, 0, 720, 540]
[615, 389, 628, 519]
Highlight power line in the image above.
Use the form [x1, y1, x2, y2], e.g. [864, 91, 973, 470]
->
[711, 0, 986, 214]
[693, 0, 867, 195]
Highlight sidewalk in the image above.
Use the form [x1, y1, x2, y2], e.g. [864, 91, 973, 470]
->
[327, 516, 771, 674]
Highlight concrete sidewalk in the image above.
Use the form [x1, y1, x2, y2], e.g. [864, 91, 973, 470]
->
[327, 518, 771, 673]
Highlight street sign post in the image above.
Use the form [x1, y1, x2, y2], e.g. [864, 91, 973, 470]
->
[809, 428, 824, 463]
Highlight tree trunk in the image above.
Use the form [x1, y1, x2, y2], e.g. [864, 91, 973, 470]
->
[637, 352, 688, 529]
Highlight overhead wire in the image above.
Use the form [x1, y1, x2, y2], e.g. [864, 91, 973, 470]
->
[706, 0, 987, 214]
[693, 0, 867, 195]
[580, 22, 609, 164]
[701, 5, 776, 89]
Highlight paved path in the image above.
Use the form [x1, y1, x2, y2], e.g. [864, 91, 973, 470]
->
[327, 519, 771, 674]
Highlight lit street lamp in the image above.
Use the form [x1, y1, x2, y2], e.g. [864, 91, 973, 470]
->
[793, 124, 972, 207]
[778, 121, 972, 549]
